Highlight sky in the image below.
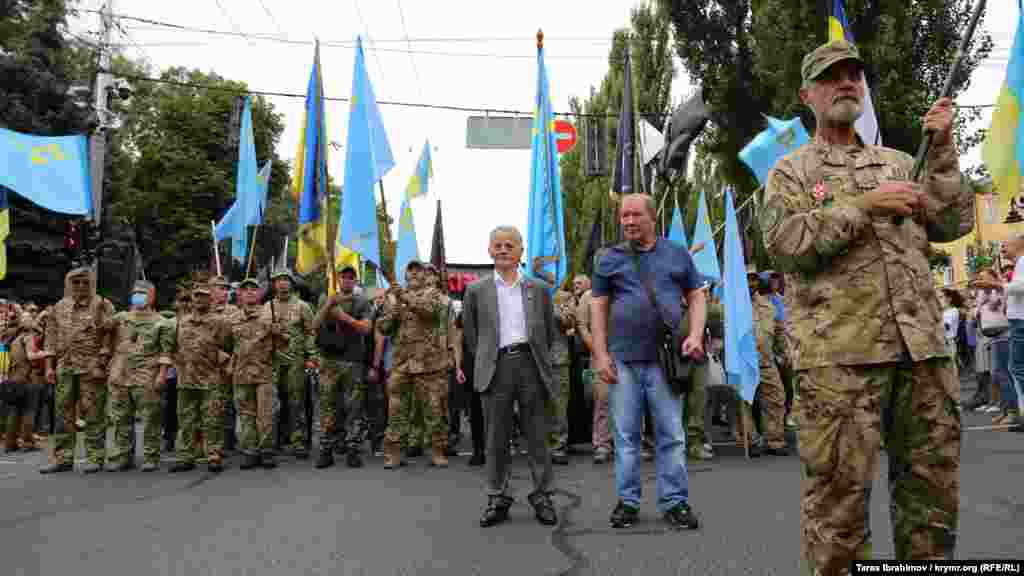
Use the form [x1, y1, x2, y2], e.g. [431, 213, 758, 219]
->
[68, 0, 1015, 264]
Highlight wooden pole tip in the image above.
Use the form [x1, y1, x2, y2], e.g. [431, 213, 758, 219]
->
[537, 29, 544, 49]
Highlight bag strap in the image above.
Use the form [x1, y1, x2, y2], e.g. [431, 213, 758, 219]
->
[626, 242, 670, 333]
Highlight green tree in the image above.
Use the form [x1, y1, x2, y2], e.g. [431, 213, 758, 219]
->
[660, 0, 993, 266]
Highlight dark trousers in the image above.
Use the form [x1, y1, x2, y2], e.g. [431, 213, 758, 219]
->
[162, 376, 178, 450]
[484, 349, 552, 497]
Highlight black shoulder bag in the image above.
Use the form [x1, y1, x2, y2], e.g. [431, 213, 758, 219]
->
[627, 243, 697, 396]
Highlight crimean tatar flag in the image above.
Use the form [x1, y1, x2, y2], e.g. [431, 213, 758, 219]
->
[829, 0, 881, 146]
[983, 1, 1024, 216]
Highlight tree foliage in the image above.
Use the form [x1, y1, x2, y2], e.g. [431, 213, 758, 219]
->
[659, 0, 994, 266]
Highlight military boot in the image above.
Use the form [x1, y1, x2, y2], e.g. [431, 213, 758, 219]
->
[39, 461, 73, 474]
[383, 440, 401, 469]
[431, 442, 449, 468]
[240, 453, 260, 470]
[315, 449, 335, 469]
[261, 452, 277, 469]
[19, 418, 39, 452]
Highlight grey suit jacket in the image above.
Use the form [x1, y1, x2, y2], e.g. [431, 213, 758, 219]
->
[462, 274, 557, 397]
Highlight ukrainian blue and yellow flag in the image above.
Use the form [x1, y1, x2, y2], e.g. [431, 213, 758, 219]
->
[0, 186, 8, 280]
[405, 140, 433, 200]
[293, 42, 329, 274]
[828, 0, 881, 146]
[983, 1, 1024, 214]
[525, 32, 567, 290]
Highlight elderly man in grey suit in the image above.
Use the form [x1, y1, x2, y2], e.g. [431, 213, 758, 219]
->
[463, 225, 559, 528]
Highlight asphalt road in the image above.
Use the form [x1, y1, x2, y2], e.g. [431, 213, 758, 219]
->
[2, 380, 1022, 576]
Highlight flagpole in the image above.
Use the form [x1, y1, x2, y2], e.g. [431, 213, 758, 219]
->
[211, 220, 222, 276]
[245, 224, 259, 278]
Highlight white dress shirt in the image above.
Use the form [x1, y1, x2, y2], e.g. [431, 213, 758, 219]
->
[1007, 256, 1024, 320]
[495, 271, 528, 349]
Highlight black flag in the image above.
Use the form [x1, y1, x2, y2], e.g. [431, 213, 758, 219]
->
[612, 45, 635, 195]
[430, 199, 447, 289]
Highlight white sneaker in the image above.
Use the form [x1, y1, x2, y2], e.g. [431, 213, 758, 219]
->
[985, 405, 1002, 413]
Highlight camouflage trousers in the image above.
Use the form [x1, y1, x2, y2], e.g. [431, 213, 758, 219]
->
[319, 359, 365, 452]
[237, 382, 275, 456]
[798, 358, 960, 575]
[759, 351, 786, 450]
[684, 363, 708, 449]
[109, 383, 162, 466]
[545, 364, 570, 451]
[218, 371, 235, 442]
[273, 360, 307, 452]
[401, 378, 428, 449]
[385, 369, 448, 451]
[176, 389, 223, 464]
[52, 372, 107, 466]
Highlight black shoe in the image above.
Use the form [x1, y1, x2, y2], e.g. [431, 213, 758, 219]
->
[764, 445, 791, 457]
[293, 450, 309, 460]
[240, 454, 260, 470]
[405, 446, 423, 458]
[663, 502, 699, 530]
[468, 453, 485, 467]
[315, 451, 335, 469]
[39, 462, 73, 475]
[261, 454, 277, 469]
[208, 462, 224, 474]
[169, 461, 196, 473]
[551, 451, 569, 466]
[479, 495, 513, 527]
[346, 450, 363, 468]
[528, 493, 558, 526]
[610, 501, 639, 529]
[334, 443, 348, 456]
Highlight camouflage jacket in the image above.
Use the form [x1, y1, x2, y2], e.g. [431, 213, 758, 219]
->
[217, 303, 244, 324]
[751, 293, 777, 361]
[161, 310, 232, 390]
[761, 138, 972, 370]
[552, 290, 575, 366]
[108, 310, 165, 388]
[45, 296, 116, 375]
[265, 296, 316, 365]
[232, 306, 289, 386]
[377, 286, 448, 374]
[6, 331, 36, 384]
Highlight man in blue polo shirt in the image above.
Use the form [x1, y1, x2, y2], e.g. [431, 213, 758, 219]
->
[591, 193, 706, 531]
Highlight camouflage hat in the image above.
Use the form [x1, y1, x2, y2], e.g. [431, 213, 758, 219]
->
[210, 275, 230, 287]
[801, 41, 864, 86]
[132, 280, 155, 293]
[192, 283, 211, 296]
[405, 260, 425, 271]
[239, 277, 261, 289]
[270, 268, 294, 283]
[423, 263, 439, 274]
[67, 266, 91, 278]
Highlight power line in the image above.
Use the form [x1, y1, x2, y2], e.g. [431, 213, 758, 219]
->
[352, 0, 388, 85]
[256, 0, 286, 36]
[103, 68, 996, 116]
[212, 0, 256, 48]
[396, 0, 424, 101]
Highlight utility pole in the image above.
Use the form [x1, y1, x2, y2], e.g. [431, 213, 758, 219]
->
[87, 0, 114, 265]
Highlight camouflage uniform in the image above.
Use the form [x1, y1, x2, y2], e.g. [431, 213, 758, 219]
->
[162, 288, 232, 466]
[266, 279, 317, 454]
[2, 316, 43, 452]
[546, 289, 574, 455]
[753, 291, 786, 451]
[315, 291, 371, 455]
[761, 42, 970, 573]
[107, 296, 165, 468]
[233, 298, 289, 459]
[45, 268, 115, 469]
[213, 276, 243, 451]
[379, 265, 451, 467]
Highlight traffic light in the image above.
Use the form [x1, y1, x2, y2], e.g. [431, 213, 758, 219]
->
[659, 90, 710, 175]
[583, 116, 609, 177]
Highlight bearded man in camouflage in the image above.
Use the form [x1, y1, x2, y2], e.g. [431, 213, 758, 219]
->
[761, 41, 972, 574]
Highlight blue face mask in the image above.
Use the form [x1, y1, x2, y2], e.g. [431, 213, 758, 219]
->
[130, 293, 147, 307]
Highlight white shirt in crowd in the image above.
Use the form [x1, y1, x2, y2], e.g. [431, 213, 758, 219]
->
[1006, 255, 1024, 320]
[494, 272, 527, 349]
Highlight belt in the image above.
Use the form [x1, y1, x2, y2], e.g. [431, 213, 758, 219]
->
[498, 343, 530, 357]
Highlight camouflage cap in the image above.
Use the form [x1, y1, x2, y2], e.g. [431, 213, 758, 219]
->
[210, 275, 230, 287]
[406, 260, 425, 271]
[801, 41, 864, 86]
[192, 283, 211, 295]
[132, 280, 155, 293]
[239, 277, 261, 289]
[67, 266, 91, 278]
[270, 268, 294, 283]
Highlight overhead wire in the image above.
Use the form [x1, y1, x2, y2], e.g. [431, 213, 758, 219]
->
[396, 0, 424, 101]
[256, 0, 286, 36]
[352, 0, 388, 85]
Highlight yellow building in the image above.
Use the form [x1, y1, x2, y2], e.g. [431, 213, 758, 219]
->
[933, 180, 1024, 286]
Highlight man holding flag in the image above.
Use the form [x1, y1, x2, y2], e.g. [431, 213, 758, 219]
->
[761, 41, 969, 571]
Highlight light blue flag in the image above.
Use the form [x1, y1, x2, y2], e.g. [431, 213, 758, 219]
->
[722, 188, 759, 403]
[214, 98, 262, 263]
[738, 116, 810, 186]
[668, 204, 688, 248]
[0, 128, 92, 216]
[393, 197, 420, 286]
[690, 188, 721, 285]
[525, 40, 567, 291]
[340, 36, 395, 268]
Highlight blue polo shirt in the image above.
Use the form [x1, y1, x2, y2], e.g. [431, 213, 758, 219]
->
[592, 239, 700, 363]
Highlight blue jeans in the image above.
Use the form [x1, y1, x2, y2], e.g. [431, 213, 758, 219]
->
[1007, 320, 1024, 412]
[991, 336, 1013, 411]
[610, 360, 689, 512]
